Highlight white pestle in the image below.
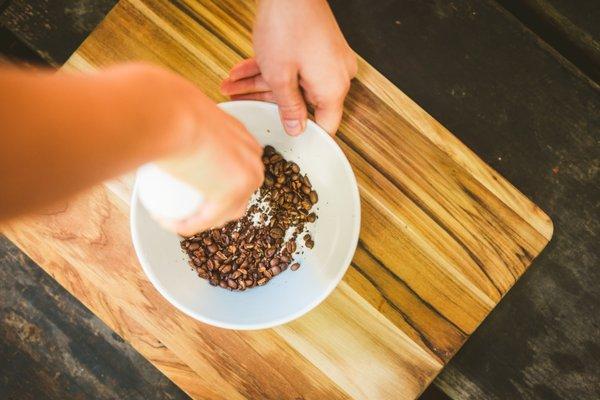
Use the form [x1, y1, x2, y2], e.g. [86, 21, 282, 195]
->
[136, 163, 203, 222]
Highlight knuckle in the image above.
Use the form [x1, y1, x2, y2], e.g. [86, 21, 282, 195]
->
[265, 72, 295, 88]
[347, 53, 358, 77]
[278, 100, 305, 115]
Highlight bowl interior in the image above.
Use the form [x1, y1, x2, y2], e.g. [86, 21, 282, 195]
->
[131, 101, 360, 329]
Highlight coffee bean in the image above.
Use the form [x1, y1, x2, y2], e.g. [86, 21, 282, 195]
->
[307, 213, 316, 223]
[270, 228, 284, 239]
[207, 260, 215, 271]
[270, 266, 281, 276]
[207, 244, 218, 254]
[306, 240, 314, 249]
[286, 241, 296, 253]
[270, 258, 280, 267]
[309, 191, 318, 204]
[303, 175, 312, 187]
[264, 145, 276, 155]
[219, 280, 227, 288]
[197, 269, 209, 279]
[227, 279, 238, 289]
[188, 242, 200, 251]
[257, 277, 268, 286]
[291, 263, 300, 271]
[221, 264, 232, 274]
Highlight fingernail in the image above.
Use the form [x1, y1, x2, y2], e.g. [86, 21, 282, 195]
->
[284, 119, 304, 136]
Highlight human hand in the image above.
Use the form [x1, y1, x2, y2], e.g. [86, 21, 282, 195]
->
[154, 108, 264, 237]
[220, 0, 357, 136]
[111, 64, 264, 236]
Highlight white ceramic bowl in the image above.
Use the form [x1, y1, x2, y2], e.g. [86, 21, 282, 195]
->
[131, 101, 361, 330]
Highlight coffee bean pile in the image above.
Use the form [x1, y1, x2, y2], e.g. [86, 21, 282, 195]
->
[180, 145, 318, 291]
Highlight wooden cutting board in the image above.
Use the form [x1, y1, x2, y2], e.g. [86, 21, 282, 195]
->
[2, 0, 553, 398]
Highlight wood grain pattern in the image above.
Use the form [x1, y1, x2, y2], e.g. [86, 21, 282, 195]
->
[2, 0, 553, 398]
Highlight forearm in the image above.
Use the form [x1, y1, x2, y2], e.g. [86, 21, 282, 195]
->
[0, 64, 185, 220]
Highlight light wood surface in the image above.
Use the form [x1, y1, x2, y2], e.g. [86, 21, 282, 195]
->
[2, 0, 553, 398]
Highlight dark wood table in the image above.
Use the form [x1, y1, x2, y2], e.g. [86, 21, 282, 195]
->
[1, 1, 598, 399]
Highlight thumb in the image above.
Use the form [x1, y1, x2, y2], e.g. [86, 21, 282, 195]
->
[270, 74, 308, 136]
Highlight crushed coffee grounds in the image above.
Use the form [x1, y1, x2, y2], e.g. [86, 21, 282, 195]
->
[180, 145, 318, 291]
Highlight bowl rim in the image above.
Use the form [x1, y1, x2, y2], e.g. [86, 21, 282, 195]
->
[130, 100, 361, 330]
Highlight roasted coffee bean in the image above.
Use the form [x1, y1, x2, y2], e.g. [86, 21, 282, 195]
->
[231, 270, 242, 280]
[307, 213, 316, 223]
[306, 240, 314, 249]
[220, 264, 232, 274]
[270, 228, 284, 239]
[270, 266, 282, 276]
[219, 280, 227, 288]
[303, 175, 312, 187]
[197, 269, 209, 279]
[227, 279, 238, 289]
[270, 257, 280, 267]
[207, 244, 218, 254]
[309, 191, 318, 204]
[188, 242, 200, 251]
[286, 241, 296, 253]
[291, 263, 300, 271]
[257, 277, 268, 286]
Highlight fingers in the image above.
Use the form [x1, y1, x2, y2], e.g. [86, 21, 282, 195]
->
[221, 74, 270, 96]
[228, 58, 260, 81]
[230, 91, 276, 102]
[172, 195, 250, 237]
[314, 97, 345, 135]
[269, 74, 308, 136]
